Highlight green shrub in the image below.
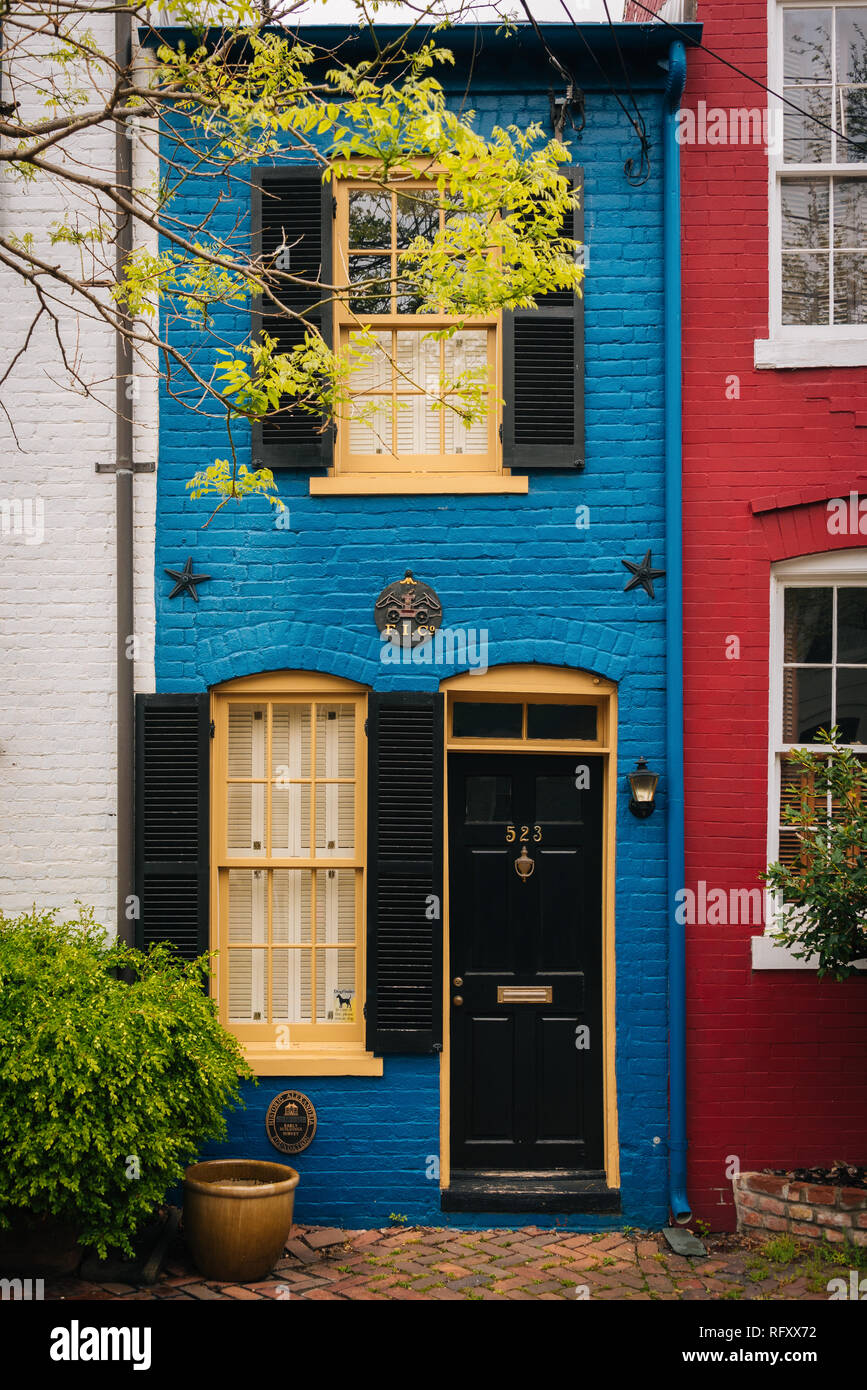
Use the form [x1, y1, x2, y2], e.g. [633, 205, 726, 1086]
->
[0, 906, 254, 1257]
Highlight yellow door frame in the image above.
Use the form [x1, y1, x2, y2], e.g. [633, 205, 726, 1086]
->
[438, 663, 620, 1190]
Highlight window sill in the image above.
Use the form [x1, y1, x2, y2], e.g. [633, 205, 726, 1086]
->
[754, 337, 867, 370]
[751, 934, 867, 972]
[241, 1049, 384, 1077]
[310, 472, 529, 496]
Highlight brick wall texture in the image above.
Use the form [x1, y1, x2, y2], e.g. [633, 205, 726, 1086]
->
[675, 0, 867, 1226]
[734, 1172, 867, 1247]
[0, 20, 157, 930]
[156, 55, 676, 1226]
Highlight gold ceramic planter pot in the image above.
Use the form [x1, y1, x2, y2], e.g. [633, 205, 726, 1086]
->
[183, 1159, 300, 1283]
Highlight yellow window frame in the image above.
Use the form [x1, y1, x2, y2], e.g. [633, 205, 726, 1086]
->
[311, 172, 529, 496]
[210, 672, 381, 1076]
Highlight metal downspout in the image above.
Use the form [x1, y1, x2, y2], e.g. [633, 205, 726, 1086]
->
[663, 39, 691, 1225]
[115, 11, 135, 946]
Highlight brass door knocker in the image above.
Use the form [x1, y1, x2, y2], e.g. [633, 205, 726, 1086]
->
[514, 846, 535, 882]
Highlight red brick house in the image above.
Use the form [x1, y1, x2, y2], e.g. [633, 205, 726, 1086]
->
[625, 0, 867, 1227]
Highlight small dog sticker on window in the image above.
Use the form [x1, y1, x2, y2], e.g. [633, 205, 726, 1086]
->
[332, 988, 355, 1022]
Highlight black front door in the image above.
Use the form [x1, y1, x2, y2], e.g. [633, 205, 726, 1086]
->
[449, 753, 604, 1173]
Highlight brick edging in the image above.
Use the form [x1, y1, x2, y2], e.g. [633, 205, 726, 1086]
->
[733, 1172, 867, 1246]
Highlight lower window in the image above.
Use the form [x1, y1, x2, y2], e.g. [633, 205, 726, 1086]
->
[212, 683, 370, 1065]
[760, 553, 867, 966]
[224, 867, 361, 1028]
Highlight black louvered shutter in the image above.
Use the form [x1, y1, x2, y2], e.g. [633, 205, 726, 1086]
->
[251, 167, 333, 470]
[502, 166, 584, 471]
[366, 693, 444, 1054]
[134, 694, 209, 960]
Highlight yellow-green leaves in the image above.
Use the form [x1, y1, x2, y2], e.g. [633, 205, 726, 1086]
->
[114, 244, 249, 323]
[186, 459, 284, 520]
[216, 328, 359, 420]
[4, 5, 587, 515]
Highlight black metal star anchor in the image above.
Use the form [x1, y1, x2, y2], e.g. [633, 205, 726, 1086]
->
[622, 549, 665, 599]
[164, 556, 212, 602]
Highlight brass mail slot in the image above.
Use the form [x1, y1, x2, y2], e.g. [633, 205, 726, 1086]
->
[497, 985, 552, 1004]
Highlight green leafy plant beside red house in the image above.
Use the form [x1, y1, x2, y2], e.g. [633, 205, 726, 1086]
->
[762, 729, 867, 979]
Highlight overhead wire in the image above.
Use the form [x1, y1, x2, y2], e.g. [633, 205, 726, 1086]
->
[518, 0, 586, 137]
[552, 0, 654, 182]
[522, 0, 867, 178]
[599, 0, 653, 182]
[622, 0, 867, 156]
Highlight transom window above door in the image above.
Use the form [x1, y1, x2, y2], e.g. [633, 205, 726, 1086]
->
[446, 691, 610, 748]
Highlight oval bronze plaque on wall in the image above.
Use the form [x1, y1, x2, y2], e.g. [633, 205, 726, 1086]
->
[265, 1091, 317, 1155]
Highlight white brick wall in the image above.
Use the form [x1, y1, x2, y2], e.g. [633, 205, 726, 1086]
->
[0, 19, 157, 932]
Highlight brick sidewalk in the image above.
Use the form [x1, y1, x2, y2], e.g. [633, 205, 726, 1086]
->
[43, 1226, 852, 1301]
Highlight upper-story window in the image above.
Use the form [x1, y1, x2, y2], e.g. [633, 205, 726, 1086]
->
[252, 164, 583, 490]
[774, 4, 867, 332]
[333, 179, 499, 476]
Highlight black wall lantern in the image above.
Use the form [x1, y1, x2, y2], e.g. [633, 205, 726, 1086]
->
[628, 756, 659, 818]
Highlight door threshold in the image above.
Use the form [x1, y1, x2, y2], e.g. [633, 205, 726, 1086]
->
[441, 1170, 621, 1214]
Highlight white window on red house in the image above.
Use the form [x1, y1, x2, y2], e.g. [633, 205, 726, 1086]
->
[779, 4, 867, 327]
[769, 555, 867, 886]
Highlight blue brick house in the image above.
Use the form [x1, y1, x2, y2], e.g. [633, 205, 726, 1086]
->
[138, 20, 700, 1229]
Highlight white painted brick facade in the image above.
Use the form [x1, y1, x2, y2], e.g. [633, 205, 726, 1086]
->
[0, 20, 157, 932]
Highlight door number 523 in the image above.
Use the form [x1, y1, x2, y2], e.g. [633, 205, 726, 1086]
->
[506, 825, 542, 842]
